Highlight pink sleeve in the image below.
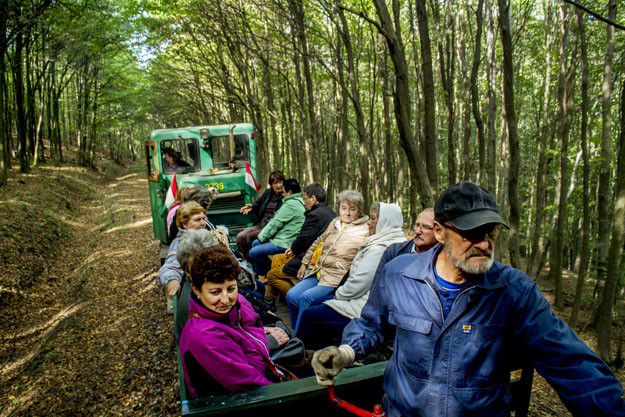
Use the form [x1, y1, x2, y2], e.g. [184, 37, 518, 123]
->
[166, 205, 179, 234]
[189, 329, 273, 391]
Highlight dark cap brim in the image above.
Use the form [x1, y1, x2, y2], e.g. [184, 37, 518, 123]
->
[448, 209, 509, 231]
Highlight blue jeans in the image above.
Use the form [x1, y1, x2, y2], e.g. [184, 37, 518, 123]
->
[286, 276, 334, 334]
[297, 303, 351, 350]
[248, 240, 286, 275]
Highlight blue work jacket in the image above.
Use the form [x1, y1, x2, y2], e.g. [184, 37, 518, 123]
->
[342, 244, 625, 417]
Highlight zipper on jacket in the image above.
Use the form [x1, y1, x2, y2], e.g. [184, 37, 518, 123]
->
[450, 286, 476, 312]
[236, 313, 270, 358]
[424, 280, 446, 323]
[319, 225, 342, 267]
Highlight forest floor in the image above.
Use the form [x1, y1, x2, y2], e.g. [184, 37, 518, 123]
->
[0, 154, 623, 416]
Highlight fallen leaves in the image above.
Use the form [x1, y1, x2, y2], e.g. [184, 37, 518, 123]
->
[0, 156, 178, 416]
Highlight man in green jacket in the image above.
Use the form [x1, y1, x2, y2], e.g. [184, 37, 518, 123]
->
[249, 179, 306, 276]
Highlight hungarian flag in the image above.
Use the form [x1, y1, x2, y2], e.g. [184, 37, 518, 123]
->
[245, 162, 259, 194]
[165, 172, 178, 208]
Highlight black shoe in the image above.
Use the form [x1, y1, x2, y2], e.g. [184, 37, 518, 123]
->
[264, 297, 277, 313]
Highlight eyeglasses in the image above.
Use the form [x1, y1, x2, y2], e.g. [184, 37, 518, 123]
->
[414, 223, 434, 232]
[445, 223, 500, 242]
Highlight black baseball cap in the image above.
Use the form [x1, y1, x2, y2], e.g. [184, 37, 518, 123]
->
[434, 182, 509, 230]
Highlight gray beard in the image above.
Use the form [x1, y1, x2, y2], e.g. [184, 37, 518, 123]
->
[445, 242, 494, 275]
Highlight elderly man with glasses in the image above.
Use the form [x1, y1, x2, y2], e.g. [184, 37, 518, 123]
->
[312, 182, 625, 417]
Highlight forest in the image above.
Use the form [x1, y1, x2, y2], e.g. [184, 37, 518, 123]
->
[1, 0, 624, 379]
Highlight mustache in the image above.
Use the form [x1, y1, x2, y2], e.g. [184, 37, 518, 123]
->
[466, 248, 493, 258]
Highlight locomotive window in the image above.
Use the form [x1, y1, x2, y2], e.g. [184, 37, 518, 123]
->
[210, 134, 250, 169]
[161, 139, 200, 174]
[145, 142, 158, 181]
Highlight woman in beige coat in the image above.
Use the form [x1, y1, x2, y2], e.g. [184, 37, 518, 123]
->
[286, 190, 369, 334]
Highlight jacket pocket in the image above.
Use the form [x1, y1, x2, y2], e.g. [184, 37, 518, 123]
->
[389, 310, 433, 334]
[451, 323, 505, 389]
[389, 310, 433, 380]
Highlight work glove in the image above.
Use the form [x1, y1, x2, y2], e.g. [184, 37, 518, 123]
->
[311, 345, 355, 386]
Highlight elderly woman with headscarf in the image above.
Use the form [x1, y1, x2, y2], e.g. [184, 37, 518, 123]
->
[286, 190, 369, 334]
[296, 203, 406, 349]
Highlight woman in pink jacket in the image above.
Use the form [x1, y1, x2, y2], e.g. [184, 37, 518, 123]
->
[179, 246, 280, 397]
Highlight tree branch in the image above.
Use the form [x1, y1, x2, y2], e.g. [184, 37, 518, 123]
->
[562, 0, 625, 31]
[337, 5, 390, 40]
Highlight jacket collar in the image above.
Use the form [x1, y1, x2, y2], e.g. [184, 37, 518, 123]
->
[401, 244, 506, 290]
[189, 293, 241, 326]
[283, 192, 303, 203]
[351, 215, 370, 225]
[307, 202, 328, 214]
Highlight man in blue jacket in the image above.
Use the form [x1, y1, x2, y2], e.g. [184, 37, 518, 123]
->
[380, 207, 437, 263]
[312, 182, 625, 417]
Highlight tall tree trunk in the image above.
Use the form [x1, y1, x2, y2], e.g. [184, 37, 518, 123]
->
[458, 13, 471, 181]
[371, 0, 434, 208]
[0, 4, 8, 185]
[597, 81, 625, 360]
[415, 0, 438, 195]
[335, 33, 350, 194]
[260, 44, 280, 170]
[12, 20, 29, 173]
[337, 5, 371, 210]
[25, 31, 36, 158]
[289, 27, 314, 185]
[528, 0, 554, 277]
[548, 4, 576, 310]
[497, 0, 521, 268]
[431, 1, 456, 187]
[470, 0, 486, 184]
[485, 0, 497, 193]
[53, 84, 63, 163]
[594, 0, 618, 298]
[569, 10, 589, 327]
[288, 0, 320, 183]
[378, 36, 394, 201]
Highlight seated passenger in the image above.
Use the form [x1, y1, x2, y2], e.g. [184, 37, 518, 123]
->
[166, 186, 190, 241]
[174, 228, 222, 337]
[168, 186, 217, 242]
[180, 246, 275, 396]
[264, 183, 336, 309]
[286, 190, 369, 334]
[160, 201, 207, 305]
[248, 179, 306, 276]
[383, 207, 437, 258]
[177, 229, 289, 349]
[237, 170, 285, 260]
[164, 148, 191, 172]
[296, 203, 406, 349]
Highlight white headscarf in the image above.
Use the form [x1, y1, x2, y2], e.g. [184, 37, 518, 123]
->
[361, 202, 406, 249]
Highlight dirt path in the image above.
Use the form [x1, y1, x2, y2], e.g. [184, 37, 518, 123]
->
[0, 163, 178, 416]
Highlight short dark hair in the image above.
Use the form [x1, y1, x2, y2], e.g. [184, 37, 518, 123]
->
[183, 185, 216, 210]
[283, 178, 301, 194]
[303, 183, 326, 202]
[189, 246, 241, 288]
[268, 170, 285, 185]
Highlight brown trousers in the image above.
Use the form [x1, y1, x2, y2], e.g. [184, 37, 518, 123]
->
[265, 253, 298, 300]
[236, 224, 262, 260]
